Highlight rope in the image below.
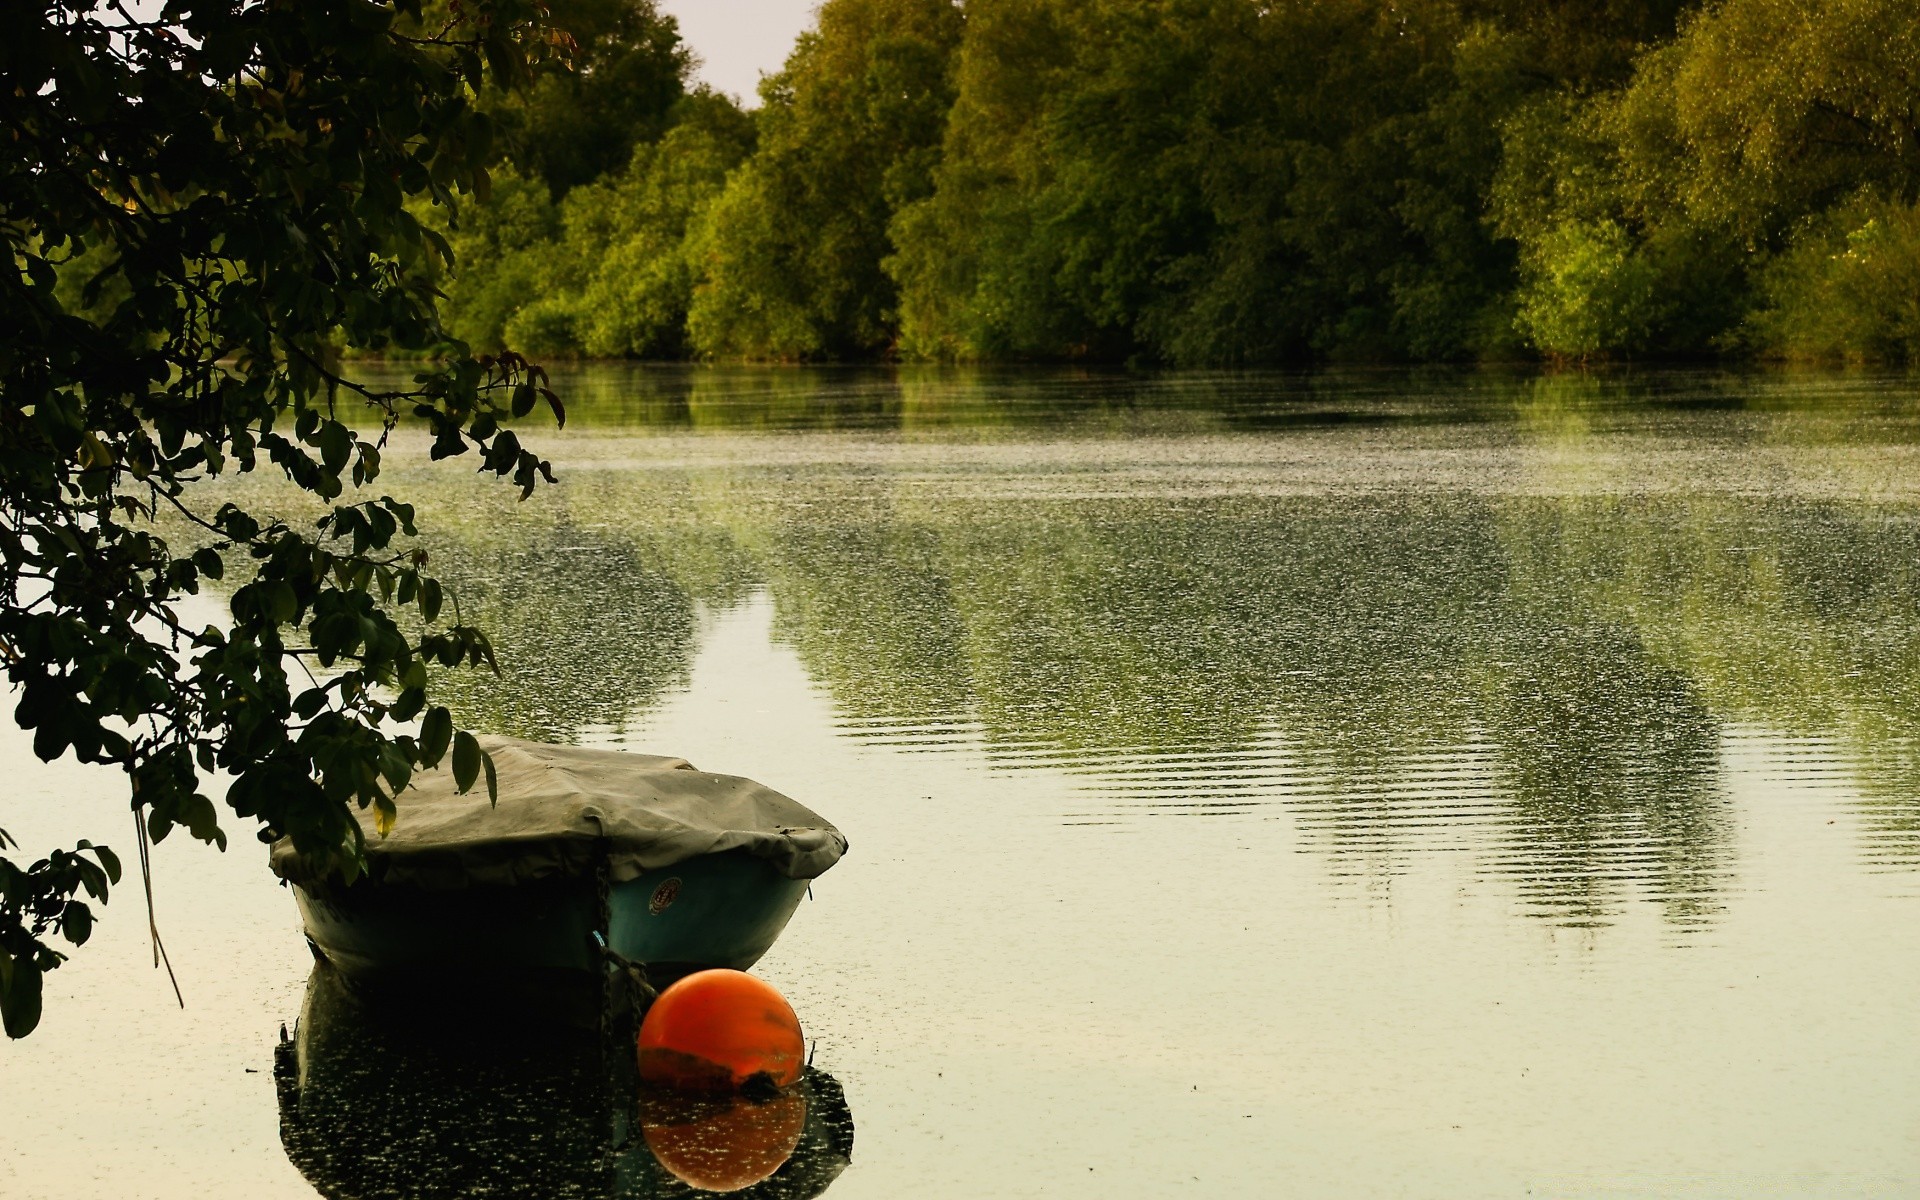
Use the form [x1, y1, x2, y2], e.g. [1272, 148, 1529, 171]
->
[595, 839, 612, 1053]
[591, 839, 659, 1037]
[133, 807, 183, 1009]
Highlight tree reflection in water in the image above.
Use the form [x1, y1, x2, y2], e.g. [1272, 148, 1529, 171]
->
[336, 367, 1920, 929]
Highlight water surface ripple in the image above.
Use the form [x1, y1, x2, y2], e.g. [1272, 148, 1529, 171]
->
[4, 367, 1919, 1198]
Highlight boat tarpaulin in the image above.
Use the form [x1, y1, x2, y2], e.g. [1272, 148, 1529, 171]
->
[269, 736, 847, 889]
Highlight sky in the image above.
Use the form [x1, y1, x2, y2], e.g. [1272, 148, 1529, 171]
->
[658, 0, 819, 105]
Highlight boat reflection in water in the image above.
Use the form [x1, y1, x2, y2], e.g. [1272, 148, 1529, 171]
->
[274, 965, 855, 1199]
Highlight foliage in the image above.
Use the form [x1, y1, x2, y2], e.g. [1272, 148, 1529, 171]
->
[0, 0, 568, 1035]
[435, 171, 567, 353]
[1463, 0, 1701, 88]
[482, 0, 690, 198]
[1491, 0, 1920, 359]
[573, 93, 757, 357]
[1511, 220, 1663, 358]
[1748, 199, 1920, 363]
[685, 0, 965, 360]
[1652, 0, 1920, 239]
[438, 90, 754, 358]
[890, 0, 1537, 364]
[888, 0, 1197, 362]
[421, 0, 1920, 365]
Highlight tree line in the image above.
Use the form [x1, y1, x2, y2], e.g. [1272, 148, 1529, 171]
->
[435, 0, 1920, 365]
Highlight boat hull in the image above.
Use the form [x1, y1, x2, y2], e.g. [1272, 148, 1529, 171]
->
[292, 848, 809, 991]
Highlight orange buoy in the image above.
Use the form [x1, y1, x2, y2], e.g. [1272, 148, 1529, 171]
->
[640, 1088, 808, 1192]
[637, 969, 806, 1093]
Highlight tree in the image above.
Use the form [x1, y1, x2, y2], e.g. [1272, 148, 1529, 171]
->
[1748, 197, 1920, 363]
[570, 91, 757, 358]
[687, 0, 964, 360]
[434, 169, 567, 353]
[1490, 0, 1920, 360]
[482, 0, 691, 198]
[439, 89, 756, 359]
[891, 0, 1528, 365]
[1463, 0, 1701, 87]
[0, 0, 569, 1037]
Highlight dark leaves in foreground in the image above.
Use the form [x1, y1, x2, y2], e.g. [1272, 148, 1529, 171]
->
[0, 0, 571, 1035]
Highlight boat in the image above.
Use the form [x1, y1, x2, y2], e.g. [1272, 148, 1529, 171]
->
[268, 736, 848, 1013]
[275, 961, 856, 1199]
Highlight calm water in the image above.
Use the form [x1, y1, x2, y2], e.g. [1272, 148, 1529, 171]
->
[4, 367, 1920, 1197]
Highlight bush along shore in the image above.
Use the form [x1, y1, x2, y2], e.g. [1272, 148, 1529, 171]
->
[399, 0, 1920, 366]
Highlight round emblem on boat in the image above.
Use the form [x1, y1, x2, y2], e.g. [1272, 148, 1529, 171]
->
[650, 877, 682, 915]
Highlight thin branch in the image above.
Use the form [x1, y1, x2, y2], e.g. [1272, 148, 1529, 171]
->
[132, 807, 184, 1010]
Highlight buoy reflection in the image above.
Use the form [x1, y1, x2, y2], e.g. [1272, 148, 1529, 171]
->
[639, 1088, 808, 1192]
[620, 1071, 853, 1198]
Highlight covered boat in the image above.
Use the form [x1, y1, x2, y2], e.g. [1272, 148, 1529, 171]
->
[269, 736, 847, 1008]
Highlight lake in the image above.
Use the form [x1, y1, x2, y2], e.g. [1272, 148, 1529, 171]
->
[4, 366, 1919, 1197]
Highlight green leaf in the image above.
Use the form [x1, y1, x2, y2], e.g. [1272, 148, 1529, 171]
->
[62, 902, 93, 947]
[422, 225, 454, 270]
[318, 422, 352, 475]
[378, 742, 414, 792]
[268, 581, 298, 625]
[451, 731, 481, 794]
[2, 954, 44, 1039]
[430, 426, 468, 460]
[72, 859, 109, 902]
[419, 707, 452, 766]
[185, 794, 227, 849]
[389, 686, 425, 723]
